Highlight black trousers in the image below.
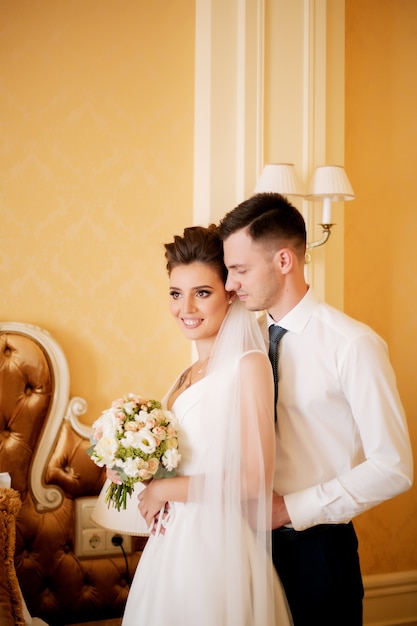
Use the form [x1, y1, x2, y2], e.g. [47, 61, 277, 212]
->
[272, 522, 364, 626]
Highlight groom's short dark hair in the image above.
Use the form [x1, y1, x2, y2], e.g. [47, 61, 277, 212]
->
[218, 192, 307, 256]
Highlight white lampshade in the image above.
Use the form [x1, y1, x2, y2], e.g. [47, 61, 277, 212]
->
[307, 165, 355, 201]
[91, 479, 151, 537]
[254, 163, 305, 197]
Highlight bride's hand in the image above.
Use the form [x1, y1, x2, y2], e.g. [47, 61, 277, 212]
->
[137, 480, 167, 527]
[151, 502, 171, 535]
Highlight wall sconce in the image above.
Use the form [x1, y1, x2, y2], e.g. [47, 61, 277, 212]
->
[306, 165, 355, 249]
[254, 163, 355, 249]
[254, 163, 305, 197]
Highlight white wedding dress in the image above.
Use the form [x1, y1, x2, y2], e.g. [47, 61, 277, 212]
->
[122, 374, 292, 626]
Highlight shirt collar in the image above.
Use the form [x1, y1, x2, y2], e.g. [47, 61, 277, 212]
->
[266, 287, 320, 335]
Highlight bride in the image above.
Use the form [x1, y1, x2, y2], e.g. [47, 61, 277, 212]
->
[122, 225, 292, 626]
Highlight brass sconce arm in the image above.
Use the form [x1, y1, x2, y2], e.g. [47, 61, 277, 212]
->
[306, 224, 334, 249]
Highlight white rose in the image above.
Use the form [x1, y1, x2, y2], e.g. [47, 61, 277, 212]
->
[93, 410, 119, 438]
[93, 435, 118, 466]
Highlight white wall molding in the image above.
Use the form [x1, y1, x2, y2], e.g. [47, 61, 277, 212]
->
[194, 0, 347, 307]
[363, 570, 417, 626]
[193, 0, 265, 225]
[264, 0, 346, 306]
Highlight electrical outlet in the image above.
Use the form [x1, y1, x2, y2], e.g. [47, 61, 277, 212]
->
[75, 497, 132, 557]
[81, 528, 107, 555]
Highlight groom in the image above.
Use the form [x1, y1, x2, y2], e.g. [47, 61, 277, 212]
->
[218, 192, 413, 626]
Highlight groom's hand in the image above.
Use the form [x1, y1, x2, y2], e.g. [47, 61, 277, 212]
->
[271, 492, 291, 529]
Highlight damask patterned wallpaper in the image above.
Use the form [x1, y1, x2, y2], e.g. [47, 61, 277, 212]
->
[1, 0, 415, 580]
[0, 0, 195, 419]
[345, 0, 417, 575]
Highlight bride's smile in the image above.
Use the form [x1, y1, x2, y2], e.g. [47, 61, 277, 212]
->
[169, 261, 231, 346]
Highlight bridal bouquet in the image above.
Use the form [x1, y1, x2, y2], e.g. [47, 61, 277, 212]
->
[87, 393, 181, 511]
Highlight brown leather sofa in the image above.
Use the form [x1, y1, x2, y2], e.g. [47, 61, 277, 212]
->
[0, 322, 146, 625]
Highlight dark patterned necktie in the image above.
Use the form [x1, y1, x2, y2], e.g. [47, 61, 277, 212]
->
[268, 325, 288, 421]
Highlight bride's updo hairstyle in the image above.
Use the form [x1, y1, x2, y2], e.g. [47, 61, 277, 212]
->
[164, 224, 227, 284]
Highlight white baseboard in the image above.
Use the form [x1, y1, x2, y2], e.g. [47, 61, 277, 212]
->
[363, 569, 417, 626]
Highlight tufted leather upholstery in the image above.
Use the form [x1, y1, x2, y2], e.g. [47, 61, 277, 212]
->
[0, 324, 146, 625]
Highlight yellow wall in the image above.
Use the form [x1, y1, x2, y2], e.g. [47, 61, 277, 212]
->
[1, 0, 415, 579]
[345, 0, 417, 574]
[0, 0, 195, 420]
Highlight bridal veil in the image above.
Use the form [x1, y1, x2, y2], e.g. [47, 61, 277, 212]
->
[185, 300, 292, 625]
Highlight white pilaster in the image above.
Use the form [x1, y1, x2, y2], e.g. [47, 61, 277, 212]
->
[193, 0, 347, 307]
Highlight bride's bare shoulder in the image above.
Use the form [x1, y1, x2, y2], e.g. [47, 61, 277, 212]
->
[239, 349, 269, 372]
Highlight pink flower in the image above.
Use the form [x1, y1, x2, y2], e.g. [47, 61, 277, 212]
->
[152, 426, 167, 441]
[138, 468, 153, 480]
[147, 457, 160, 474]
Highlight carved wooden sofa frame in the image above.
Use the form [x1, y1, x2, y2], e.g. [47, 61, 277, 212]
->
[0, 322, 145, 625]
